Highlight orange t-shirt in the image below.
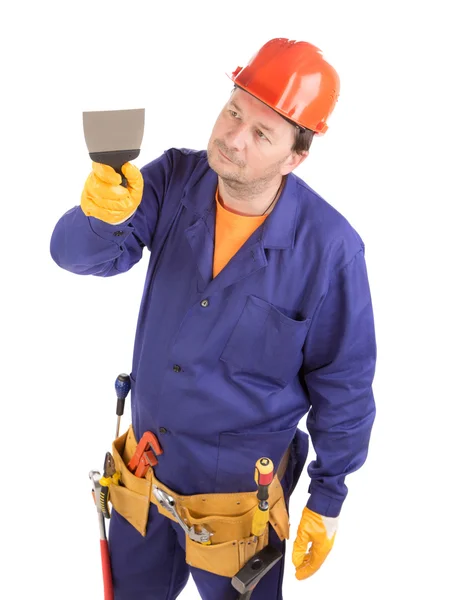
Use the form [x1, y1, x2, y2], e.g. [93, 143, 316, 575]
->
[213, 189, 268, 278]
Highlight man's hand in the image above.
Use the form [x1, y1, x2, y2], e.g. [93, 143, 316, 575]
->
[292, 507, 339, 580]
[81, 161, 144, 224]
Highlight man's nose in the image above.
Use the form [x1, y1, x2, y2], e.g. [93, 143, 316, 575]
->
[225, 123, 249, 150]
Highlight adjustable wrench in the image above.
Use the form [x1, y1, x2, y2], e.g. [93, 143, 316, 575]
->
[152, 485, 213, 544]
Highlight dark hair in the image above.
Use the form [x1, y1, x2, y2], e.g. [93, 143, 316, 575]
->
[292, 126, 314, 154]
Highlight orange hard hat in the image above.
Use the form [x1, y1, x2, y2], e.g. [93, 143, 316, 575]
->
[229, 38, 340, 135]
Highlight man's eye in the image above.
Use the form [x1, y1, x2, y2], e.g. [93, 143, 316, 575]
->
[256, 130, 266, 139]
[229, 110, 238, 117]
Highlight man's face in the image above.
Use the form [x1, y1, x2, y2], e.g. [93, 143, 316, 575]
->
[207, 88, 306, 189]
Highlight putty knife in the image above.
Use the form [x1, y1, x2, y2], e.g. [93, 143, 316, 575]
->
[83, 108, 145, 187]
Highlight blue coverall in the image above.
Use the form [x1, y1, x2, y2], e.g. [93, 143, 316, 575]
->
[50, 148, 376, 599]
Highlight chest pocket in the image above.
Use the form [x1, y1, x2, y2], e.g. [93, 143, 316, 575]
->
[220, 295, 311, 386]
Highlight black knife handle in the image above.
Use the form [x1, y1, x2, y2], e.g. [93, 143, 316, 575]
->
[89, 149, 140, 188]
[114, 169, 128, 188]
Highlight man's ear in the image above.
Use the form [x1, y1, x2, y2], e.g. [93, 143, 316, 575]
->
[280, 151, 309, 175]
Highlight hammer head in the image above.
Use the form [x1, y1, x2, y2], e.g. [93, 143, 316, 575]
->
[231, 544, 283, 594]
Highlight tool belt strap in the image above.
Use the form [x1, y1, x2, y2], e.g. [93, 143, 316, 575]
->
[110, 426, 291, 578]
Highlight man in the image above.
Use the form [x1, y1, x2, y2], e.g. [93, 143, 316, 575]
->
[51, 38, 376, 599]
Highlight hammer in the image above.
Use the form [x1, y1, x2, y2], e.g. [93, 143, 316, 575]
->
[231, 544, 283, 599]
[231, 457, 283, 598]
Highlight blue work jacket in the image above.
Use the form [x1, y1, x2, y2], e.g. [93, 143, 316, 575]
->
[50, 148, 376, 517]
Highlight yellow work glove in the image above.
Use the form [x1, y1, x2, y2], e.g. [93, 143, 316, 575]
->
[292, 507, 339, 580]
[81, 161, 144, 224]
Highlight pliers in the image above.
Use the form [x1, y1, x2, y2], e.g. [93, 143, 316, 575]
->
[99, 452, 120, 519]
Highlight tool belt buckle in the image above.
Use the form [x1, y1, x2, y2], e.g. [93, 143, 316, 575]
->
[127, 431, 163, 478]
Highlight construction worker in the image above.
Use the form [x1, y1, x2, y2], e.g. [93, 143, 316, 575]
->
[50, 38, 376, 599]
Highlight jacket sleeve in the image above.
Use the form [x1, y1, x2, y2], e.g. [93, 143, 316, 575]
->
[302, 246, 377, 517]
[49, 152, 171, 276]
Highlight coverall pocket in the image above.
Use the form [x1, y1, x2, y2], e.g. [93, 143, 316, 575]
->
[215, 426, 297, 494]
[220, 295, 311, 385]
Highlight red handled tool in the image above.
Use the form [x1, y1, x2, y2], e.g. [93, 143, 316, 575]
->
[89, 470, 114, 600]
[127, 431, 163, 477]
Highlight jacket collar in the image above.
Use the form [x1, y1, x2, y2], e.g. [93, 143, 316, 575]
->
[181, 156, 299, 251]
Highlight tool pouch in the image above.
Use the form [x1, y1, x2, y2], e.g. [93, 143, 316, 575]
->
[110, 426, 290, 578]
[110, 428, 153, 536]
[182, 499, 289, 577]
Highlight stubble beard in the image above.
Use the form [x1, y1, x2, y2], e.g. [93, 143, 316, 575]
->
[207, 139, 283, 198]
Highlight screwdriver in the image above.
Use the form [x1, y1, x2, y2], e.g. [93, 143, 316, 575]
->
[99, 373, 131, 519]
[115, 373, 131, 438]
[251, 457, 275, 543]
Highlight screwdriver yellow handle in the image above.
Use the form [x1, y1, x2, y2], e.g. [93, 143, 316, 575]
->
[251, 457, 275, 538]
[252, 506, 270, 537]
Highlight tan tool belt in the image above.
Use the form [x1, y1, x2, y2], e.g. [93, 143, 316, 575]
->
[109, 426, 291, 578]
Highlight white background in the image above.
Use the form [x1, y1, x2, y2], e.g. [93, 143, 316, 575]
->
[2, 0, 456, 598]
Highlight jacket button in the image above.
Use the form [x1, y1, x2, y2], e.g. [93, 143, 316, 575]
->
[159, 427, 168, 434]
[173, 364, 182, 372]
[200, 299, 209, 308]
[113, 230, 124, 236]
